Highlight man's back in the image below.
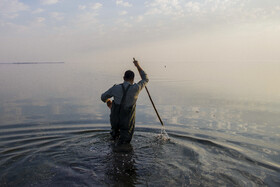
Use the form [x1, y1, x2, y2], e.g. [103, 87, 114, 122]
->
[101, 70, 148, 107]
[101, 59, 149, 144]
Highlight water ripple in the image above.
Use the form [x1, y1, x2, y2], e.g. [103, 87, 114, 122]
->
[0, 123, 279, 186]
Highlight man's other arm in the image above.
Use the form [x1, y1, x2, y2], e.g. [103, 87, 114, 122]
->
[101, 86, 114, 103]
[101, 86, 114, 109]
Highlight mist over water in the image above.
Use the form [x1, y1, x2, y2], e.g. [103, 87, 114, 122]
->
[0, 62, 279, 186]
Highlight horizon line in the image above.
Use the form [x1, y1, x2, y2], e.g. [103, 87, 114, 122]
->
[0, 62, 65, 65]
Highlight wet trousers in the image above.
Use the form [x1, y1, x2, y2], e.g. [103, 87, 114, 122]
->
[110, 102, 136, 144]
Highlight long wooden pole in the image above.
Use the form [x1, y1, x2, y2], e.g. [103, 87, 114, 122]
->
[133, 58, 164, 126]
[144, 86, 164, 126]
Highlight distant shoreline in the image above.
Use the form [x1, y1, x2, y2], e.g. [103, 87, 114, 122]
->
[0, 62, 64, 65]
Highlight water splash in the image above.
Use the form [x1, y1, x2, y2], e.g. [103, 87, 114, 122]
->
[156, 126, 170, 141]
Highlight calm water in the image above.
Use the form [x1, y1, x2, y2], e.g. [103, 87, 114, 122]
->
[0, 63, 279, 186]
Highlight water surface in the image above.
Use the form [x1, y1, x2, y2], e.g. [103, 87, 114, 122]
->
[0, 63, 279, 186]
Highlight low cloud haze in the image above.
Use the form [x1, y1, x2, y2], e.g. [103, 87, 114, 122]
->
[1, 0, 279, 101]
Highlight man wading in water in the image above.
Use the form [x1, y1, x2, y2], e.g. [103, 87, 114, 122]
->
[101, 58, 149, 145]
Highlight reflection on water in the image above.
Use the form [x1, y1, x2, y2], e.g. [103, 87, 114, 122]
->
[0, 64, 280, 186]
[0, 97, 279, 186]
[105, 144, 137, 185]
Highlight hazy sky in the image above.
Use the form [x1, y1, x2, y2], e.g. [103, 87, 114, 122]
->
[0, 0, 280, 101]
[0, 0, 280, 64]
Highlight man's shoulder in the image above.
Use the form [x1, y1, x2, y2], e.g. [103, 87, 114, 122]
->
[130, 83, 141, 90]
[114, 82, 139, 91]
[111, 83, 123, 90]
[114, 83, 123, 87]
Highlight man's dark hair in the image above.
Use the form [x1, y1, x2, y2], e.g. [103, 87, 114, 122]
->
[124, 70, 135, 81]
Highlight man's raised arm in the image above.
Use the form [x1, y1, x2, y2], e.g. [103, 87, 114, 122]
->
[133, 58, 149, 90]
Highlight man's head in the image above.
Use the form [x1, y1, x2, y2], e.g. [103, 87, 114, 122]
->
[123, 70, 135, 83]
